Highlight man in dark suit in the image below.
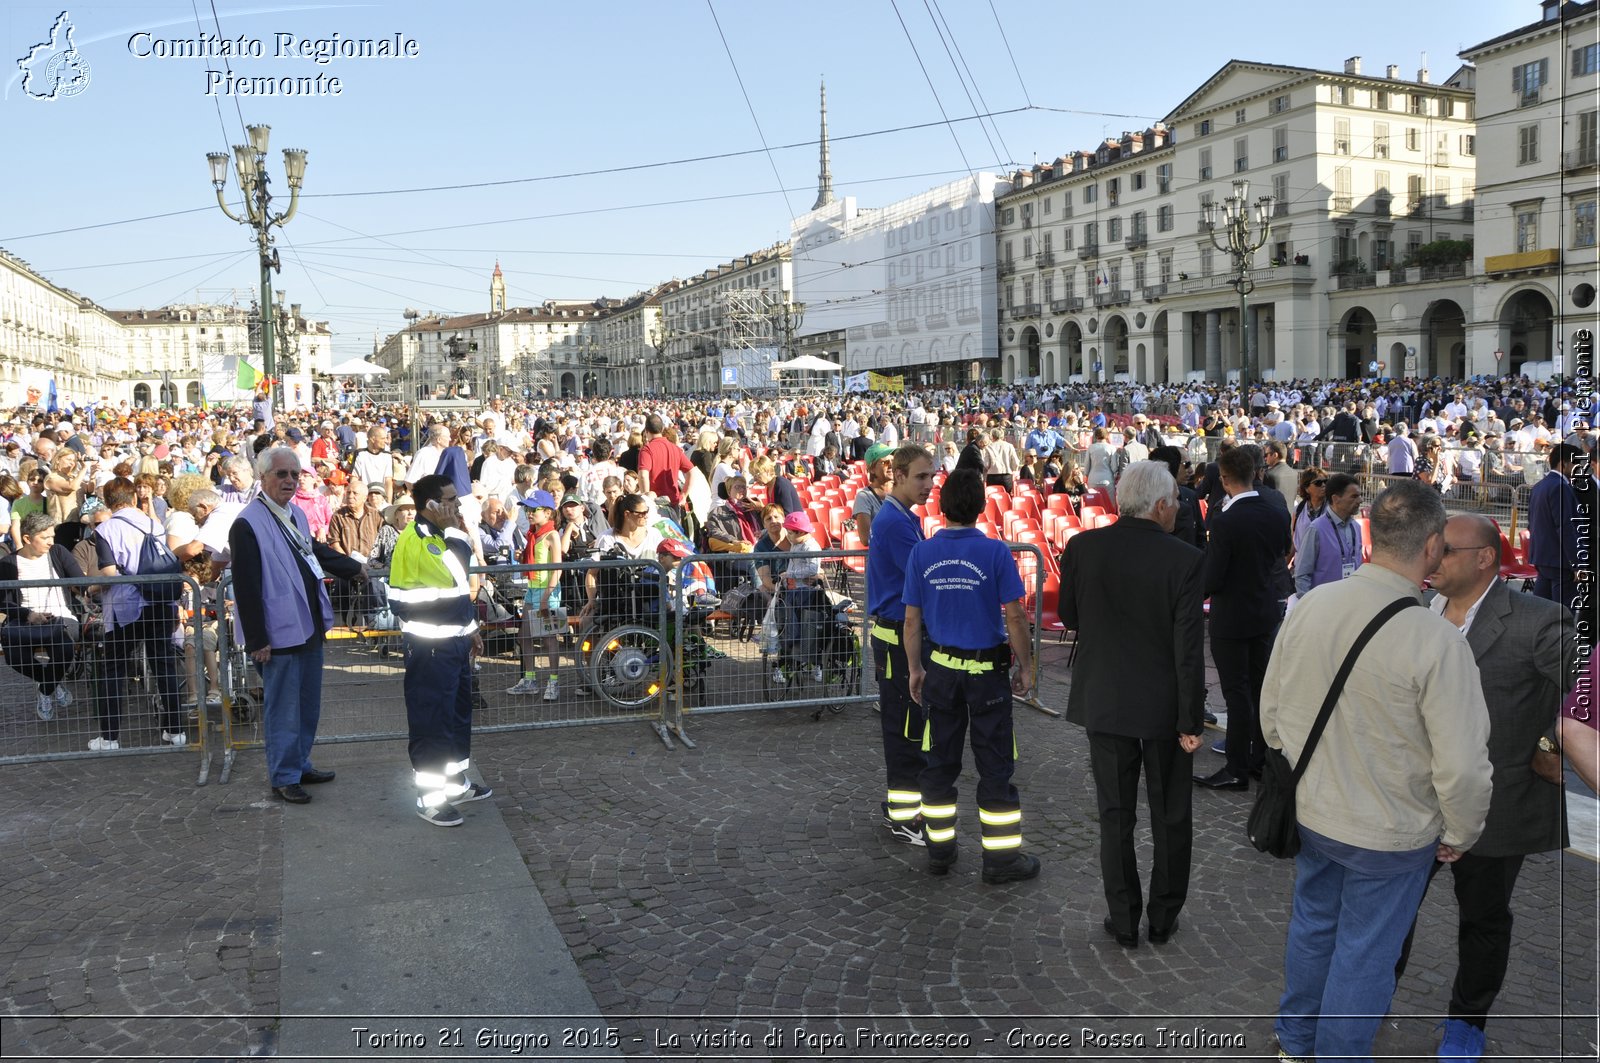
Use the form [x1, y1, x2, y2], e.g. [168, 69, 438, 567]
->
[1195, 446, 1292, 790]
[1527, 442, 1584, 612]
[1152, 445, 1205, 550]
[1060, 460, 1206, 948]
[1394, 514, 1575, 1061]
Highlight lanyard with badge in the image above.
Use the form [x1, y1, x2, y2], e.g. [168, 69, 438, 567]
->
[882, 494, 923, 540]
[266, 500, 324, 579]
[1335, 519, 1357, 579]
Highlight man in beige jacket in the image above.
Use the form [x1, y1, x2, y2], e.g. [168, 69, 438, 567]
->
[1261, 478, 1492, 1063]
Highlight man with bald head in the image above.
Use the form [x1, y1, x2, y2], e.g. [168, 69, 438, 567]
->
[1393, 512, 1575, 1061]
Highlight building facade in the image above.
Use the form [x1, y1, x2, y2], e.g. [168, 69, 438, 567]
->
[791, 175, 1005, 387]
[372, 275, 610, 401]
[653, 243, 793, 394]
[1461, 0, 1599, 378]
[0, 248, 126, 409]
[994, 58, 1479, 385]
[594, 284, 673, 397]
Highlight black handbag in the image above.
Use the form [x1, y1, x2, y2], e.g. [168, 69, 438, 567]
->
[1247, 596, 1420, 858]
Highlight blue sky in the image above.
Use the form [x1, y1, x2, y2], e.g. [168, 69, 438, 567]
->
[1, 0, 1524, 360]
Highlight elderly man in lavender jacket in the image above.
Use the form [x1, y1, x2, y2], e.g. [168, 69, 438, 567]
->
[230, 447, 364, 804]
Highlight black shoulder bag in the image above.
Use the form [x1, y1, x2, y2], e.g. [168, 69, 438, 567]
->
[1247, 596, 1421, 858]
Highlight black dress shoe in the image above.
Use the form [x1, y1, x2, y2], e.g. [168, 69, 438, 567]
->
[981, 853, 1041, 885]
[1193, 768, 1249, 791]
[1203, 711, 1218, 725]
[1102, 916, 1139, 948]
[299, 768, 336, 785]
[1248, 767, 1264, 781]
[927, 848, 958, 876]
[272, 783, 311, 804]
[1147, 918, 1178, 945]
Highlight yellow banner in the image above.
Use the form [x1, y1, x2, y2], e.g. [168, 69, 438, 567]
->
[867, 372, 904, 392]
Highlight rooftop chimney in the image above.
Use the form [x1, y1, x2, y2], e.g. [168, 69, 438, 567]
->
[1344, 56, 1362, 75]
[1386, 64, 1400, 79]
[1417, 67, 1430, 83]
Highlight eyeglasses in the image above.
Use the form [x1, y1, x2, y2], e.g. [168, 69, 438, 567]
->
[1311, 478, 1327, 487]
[629, 508, 651, 516]
[267, 469, 299, 479]
[1442, 543, 1494, 556]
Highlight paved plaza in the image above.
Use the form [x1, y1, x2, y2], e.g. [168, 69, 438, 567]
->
[1, 638, 1596, 1062]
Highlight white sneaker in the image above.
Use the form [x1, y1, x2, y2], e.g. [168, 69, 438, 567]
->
[88, 737, 120, 752]
[811, 665, 825, 683]
[506, 677, 539, 696]
[54, 686, 73, 709]
[161, 731, 188, 748]
[771, 666, 788, 686]
[36, 692, 55, 721]
[205, 693, 223, 708]
[542, 677, 560, 702]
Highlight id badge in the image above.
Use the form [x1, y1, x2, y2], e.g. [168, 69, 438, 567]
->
[1341, 560, 1356, 579]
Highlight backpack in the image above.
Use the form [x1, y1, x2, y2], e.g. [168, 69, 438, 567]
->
[116, 514, 186, 606]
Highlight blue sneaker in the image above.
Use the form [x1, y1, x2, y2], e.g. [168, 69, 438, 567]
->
[1437, 1019, 1485, 1061]
[1211, 738, 1227, 755]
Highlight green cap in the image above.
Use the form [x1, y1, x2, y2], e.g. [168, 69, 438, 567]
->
[864, 442, 895, 464]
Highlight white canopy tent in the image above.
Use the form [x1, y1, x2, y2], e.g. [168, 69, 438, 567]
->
[325, 358, 390, 376]
[770, 354, 844, 396]
[770, 354, 843, 373]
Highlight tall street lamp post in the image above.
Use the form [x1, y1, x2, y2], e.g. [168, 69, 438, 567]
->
[1202, 178, 1274, 395]
[207, 125, 307, 413]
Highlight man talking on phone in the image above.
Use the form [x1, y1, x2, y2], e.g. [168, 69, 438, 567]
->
[389, 473, 491, 828]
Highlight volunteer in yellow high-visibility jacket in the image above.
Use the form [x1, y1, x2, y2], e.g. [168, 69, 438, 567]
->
[388, 473, 490, 827]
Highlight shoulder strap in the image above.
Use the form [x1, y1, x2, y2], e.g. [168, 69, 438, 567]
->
[1291, 596, 1421, 784]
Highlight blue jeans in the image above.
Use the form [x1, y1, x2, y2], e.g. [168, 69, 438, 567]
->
[1276, 829, 1435, 1062]
[256, 643, 325, 787]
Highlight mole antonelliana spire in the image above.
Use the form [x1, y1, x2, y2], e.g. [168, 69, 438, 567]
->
[813, 79, 835, 211]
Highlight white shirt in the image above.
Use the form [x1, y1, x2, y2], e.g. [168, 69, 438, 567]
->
[1220, 489, 1259, 512]
[1430, 579, 1497, 635]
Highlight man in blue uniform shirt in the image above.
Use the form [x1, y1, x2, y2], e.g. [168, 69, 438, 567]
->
[904, 468, 1039, 884]
[865, 444, 936, 845]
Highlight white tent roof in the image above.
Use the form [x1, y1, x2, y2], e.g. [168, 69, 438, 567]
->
[325, 358, 390, 376]
[771, 354, 843, 372]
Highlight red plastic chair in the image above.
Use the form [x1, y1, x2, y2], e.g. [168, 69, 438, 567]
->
[827, 506, 850, 541]
[1498, 531, 1538, 588]
[840, 530, 867, 575]
[1039, 573, 1068, 639]
[922, 514, 944, 538]
[1046, 493, 1071, 515]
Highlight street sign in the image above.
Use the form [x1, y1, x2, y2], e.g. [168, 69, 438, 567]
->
[720, 366, 738, 387]
[1493, 348, 1505, 362]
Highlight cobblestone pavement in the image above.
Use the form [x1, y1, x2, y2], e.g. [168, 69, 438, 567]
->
[0, 635, 1595, 1061]
[476, 641, 1598, 1062]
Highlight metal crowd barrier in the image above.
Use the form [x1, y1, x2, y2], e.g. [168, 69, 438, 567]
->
[203, 536, 1051, 780]
[213, 557, 675, 781]
[664, 541, 1050, 742]
[0, 572, 210, 784]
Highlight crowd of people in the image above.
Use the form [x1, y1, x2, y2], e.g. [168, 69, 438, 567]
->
[1, 372, 1595, 1056]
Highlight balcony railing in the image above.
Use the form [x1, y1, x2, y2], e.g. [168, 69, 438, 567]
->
[1077, 244, 1099, 260]
[1125, 232, 1148, 250]
[1035, 252, 1056, 267]
[1051, 297, 1084, 313]
[896, 318, 919, 333]
[1092, 288, 1131, 307]
[1564, 146, 1599, 170]
[925, 312, 949, 330]
[955, 307, 982, 324]
[1008, 303, 1041, 320]
[998, 260, 1018, 275]
[1335, 272, 1378, 290]
[1419, 262, 1467, 282]
[1141, 284, 1168, 301]
[1331, 194, 1353, 213]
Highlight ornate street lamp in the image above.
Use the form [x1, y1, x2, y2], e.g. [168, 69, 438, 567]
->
[207, 126, 306, 412]
[1202, 178, 1274, 393]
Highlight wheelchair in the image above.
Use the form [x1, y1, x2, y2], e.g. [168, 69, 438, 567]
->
[578, 553, 724, 710]
[759, 581, 862, 720]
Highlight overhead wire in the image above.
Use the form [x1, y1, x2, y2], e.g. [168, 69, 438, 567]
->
[704, 0, 796, 220]
[925, 0, 1014, 168]
[987, 0, 1032, 108]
